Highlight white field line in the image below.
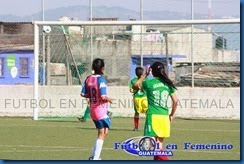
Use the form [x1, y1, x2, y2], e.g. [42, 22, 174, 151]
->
[0, 145, 240, 155]
[0, 124, 240, 132]
[0, 119, 240, 124]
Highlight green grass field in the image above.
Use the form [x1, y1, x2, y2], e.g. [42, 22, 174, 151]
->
[0, 117, 240, 160]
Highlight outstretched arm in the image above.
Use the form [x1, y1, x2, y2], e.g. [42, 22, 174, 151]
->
[133, 67, 151, 90]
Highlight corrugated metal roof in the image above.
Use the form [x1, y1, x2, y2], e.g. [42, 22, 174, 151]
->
[0, 22, 32, 25]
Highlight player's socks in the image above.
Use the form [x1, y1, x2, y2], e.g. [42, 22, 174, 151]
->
[153, 156, 159, 160]
[155, 148, 170, 160]
[82, 106, 90, 120]
[107, 111, 113, 118]
[134, 118, 139, 129]
[93, 139, 104, 160]
[157, 152, 170, 161]
[158, 156, 170, 160]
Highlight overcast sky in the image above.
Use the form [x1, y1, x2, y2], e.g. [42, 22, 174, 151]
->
[0, 0, 240, 17]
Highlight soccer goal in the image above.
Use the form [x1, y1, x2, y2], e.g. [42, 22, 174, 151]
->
[29, 19, 240, 120]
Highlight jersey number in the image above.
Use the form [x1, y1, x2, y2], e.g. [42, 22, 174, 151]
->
[152, 90, 169, 107]
[90, 87, 97, 103]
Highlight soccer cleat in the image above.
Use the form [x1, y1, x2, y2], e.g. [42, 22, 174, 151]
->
[107, 111, 113, 118]
[133, 128, 138, 131]
[88, 156, 101, 160]
[77, 117, 86, 122]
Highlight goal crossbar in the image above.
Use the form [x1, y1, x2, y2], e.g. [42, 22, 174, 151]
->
[33, 19, 240, 26]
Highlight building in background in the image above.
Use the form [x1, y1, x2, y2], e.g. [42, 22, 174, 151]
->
[0, 50, 34, 84]
[0, 22, 34, 85]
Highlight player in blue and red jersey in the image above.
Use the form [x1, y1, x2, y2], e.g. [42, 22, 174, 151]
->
[81, 58, 112, 160]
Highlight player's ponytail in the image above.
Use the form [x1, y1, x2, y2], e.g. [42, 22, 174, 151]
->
[92, 58, 105, 75]
[151, 62, 177, 89]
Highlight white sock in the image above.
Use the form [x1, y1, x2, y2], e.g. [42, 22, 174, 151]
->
[92, 139, 104, 160]
[91, 139, 97, 158]
[91, 146, 95, 158]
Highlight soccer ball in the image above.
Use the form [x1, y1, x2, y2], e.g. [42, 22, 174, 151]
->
[43, 26, 51, 33]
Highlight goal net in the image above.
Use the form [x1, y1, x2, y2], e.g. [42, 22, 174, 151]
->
[2, 19, 239, 120]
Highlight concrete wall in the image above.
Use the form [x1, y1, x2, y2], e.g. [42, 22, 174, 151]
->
[0, 86, 240, 120]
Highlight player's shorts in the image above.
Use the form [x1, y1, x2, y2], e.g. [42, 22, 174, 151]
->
[93, 117, 111, 129]
[144, 114, 170, 138]
[133, 97, 148, 114]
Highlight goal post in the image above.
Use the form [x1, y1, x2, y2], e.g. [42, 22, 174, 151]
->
[32, 19, 240, 120]
[34, 23, 39, 120]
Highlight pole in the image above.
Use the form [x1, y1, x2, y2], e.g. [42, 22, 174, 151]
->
[90, 0, 93, 65]
[140, 0, 143, 67]
[46, 35, 51, 86]
[208, 0, 212, 31]
[42, 34, 46, 85]
[42, 0, 45, 85]
[191, 0, 195, 87]
[42, 0, 45, 21]
[222, 36, 224, 62]
[165, 33, 169, 75]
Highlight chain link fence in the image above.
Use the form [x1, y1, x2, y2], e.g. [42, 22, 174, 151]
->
[37, 22, 240, 88]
